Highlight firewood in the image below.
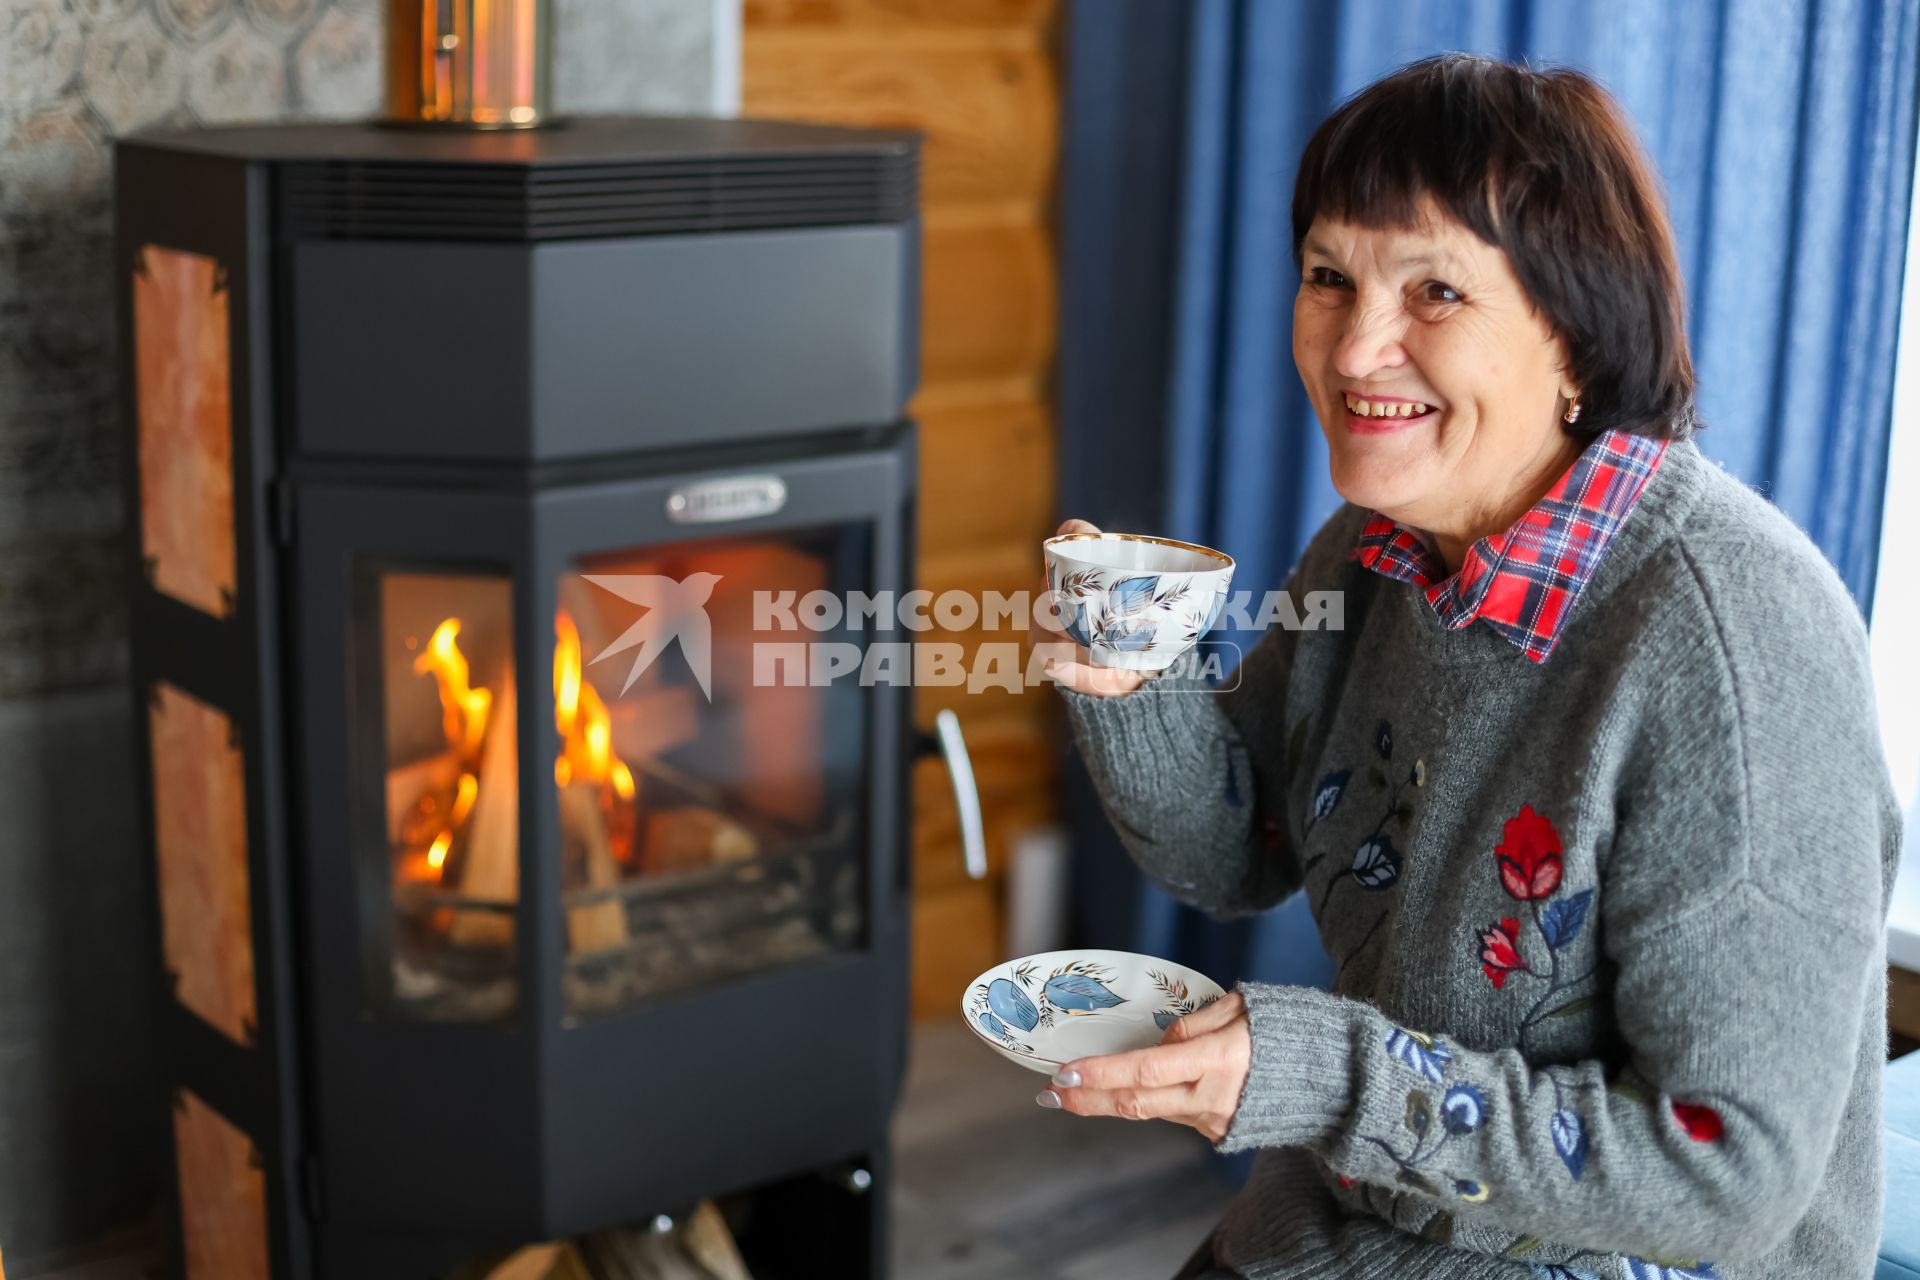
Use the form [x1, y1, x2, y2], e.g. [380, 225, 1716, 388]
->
[681, 1201, 752, 1280]
[576, 1203, 751, 1279]
[561, 782, 630, 954]
[479, 1243, 565, 1280]
[451, 668, 518, 946]
[640, 808, 759, 877]
[386, 748, 459, 845]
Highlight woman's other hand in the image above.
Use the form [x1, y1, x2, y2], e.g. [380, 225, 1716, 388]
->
[1036, 992, 1252, 1143]
[1032, 519, 1149, 698]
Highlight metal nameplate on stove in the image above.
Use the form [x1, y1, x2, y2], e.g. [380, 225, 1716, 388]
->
[664, 475, 789, 524]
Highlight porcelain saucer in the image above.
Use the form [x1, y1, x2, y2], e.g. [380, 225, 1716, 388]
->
[960, 948, 1227, 1073]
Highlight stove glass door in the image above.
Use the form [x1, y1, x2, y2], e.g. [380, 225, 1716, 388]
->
[553, 523, 870, 1019]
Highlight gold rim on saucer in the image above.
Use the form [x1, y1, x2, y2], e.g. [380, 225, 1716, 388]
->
[1044, 530, 1235, 570]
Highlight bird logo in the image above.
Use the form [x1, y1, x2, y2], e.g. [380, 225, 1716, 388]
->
[580, 572, 723, 700]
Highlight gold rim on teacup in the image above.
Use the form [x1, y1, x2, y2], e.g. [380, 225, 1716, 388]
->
[1043, 531, 1236, 570]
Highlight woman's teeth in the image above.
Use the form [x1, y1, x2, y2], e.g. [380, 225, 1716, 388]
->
[1344, 395, 1434, 418]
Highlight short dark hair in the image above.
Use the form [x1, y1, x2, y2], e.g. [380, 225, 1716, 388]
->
[1292, 54, 1697, 441]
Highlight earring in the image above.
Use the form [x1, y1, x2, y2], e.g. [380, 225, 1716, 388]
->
[1562, 397, 1583, 425]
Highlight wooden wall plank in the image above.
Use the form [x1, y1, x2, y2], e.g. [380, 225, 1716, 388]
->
[916, 396, 1054, 553]
[920, 219, 1056, 386]
[741, 44, 1057, 206]
[910, 880, 1004, 1021]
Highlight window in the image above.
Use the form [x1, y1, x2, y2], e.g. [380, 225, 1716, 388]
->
[1870, 139, 1920, 974]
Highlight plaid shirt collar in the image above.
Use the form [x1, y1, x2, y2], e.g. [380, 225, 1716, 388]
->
[1351, 428, 1669, 662]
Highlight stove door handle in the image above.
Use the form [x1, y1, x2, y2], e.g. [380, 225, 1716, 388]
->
[918, 709, 988, 880]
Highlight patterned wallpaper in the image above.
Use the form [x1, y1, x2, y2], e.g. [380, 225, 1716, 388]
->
[0, 0, 726, 699]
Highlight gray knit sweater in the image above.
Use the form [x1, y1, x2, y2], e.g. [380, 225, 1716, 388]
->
[1061, 441, 1901, 1279]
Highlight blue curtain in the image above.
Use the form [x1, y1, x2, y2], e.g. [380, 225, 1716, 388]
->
[1057, 0, 1919, 995]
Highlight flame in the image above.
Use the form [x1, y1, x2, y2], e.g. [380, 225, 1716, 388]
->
[398, 612, 640, 890]
[554, 610, 639, 856]
[415, 619, 491, 762]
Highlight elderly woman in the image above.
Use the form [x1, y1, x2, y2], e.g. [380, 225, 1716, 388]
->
[1035, 55, 1900, 1280]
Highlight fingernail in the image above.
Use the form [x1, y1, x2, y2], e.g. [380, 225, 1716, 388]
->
[1050, 1068, 1081, 1088]
[1035, 1089, 1062, 1109]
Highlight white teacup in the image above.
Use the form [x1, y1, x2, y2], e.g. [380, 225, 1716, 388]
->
[1043, 532, 1234, 671]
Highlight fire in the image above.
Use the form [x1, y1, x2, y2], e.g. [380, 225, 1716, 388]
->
[415, 619, 491, 761]
[398, 611, 638, 889]
[554, 611, 639, 813]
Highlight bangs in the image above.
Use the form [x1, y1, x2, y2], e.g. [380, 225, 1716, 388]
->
[1293, 59, 1531, 261]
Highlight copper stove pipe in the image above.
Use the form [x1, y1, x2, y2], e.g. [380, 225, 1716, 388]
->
[387, 0, 552, 129]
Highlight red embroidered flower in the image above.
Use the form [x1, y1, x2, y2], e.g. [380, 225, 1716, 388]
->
[1337, 1174, 1356, 1190]
[1672, 1102, 1723, 1143]
[1479, 918, 1524, 988]
[1495, 804, 1564, 900]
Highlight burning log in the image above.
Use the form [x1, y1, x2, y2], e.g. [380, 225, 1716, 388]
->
[561, 781, 630, 954]
[450, 668, 518, 946]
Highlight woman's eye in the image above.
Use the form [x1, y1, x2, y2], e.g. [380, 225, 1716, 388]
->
[1420, 280, 1463, 305]
[1306, 266, 1351, 289]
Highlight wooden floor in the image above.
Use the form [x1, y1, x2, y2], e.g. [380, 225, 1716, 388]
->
[890, 1023, 1233, 1280]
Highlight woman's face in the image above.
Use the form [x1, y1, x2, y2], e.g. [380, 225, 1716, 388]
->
[1293, 206, 1581, 546]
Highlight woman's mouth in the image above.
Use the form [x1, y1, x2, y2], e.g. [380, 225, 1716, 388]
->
[1342, 392, 1439, 435]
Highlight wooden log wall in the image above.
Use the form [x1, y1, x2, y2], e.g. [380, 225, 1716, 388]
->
[743, 0, 1063, 1017]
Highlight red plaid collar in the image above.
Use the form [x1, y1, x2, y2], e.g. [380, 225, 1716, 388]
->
[1351, 428, 1669, 662]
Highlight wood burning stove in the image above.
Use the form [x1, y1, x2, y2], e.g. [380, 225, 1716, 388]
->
[116, 116, 966, 1279]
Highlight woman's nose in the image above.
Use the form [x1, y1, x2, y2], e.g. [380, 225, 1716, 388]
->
[1332, 307, 1409, 380]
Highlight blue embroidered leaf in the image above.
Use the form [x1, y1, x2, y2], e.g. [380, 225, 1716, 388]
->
[1531, 1267, 1607, 1280]
[1549, 1108, 1589, 1180]
[1107, 575, 1158, 617]
[1539, 889, 1594, 950]
[976, 1011, 1007, 1038]
[1384, 1027, 1451, 1082]
[1375, 720, 1394, 759]
[986, 978, 1039, 1032]
[1309, 769, 1350, 823]
[1350, 834, 1402, 890]
[1623, 1261, 1719, 1280]
[1153, 1011, 1178, 1031]
[1441, 1084, 1488, 1135]
[1044, 974, 1127, 1012]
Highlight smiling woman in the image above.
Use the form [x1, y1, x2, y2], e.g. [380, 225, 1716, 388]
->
[1041, 54, 1901, 1280]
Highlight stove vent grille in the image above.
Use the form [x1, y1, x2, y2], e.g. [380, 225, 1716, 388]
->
[278, 152, 918, 242]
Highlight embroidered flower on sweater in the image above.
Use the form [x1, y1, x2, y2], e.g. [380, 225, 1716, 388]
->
[1497, 804, 1564, 899]
[1479, 917, 1524, 987]
[1671, 1102, 1724, 1143]
[1473, 805, 1600, 1037]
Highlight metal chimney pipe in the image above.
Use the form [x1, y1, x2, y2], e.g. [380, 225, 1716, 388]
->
[386, 0, 553, 129]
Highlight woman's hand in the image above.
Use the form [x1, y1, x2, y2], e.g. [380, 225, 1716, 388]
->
[1031, 519, 1150, 698]
[1037, 992, 1252, 1143]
